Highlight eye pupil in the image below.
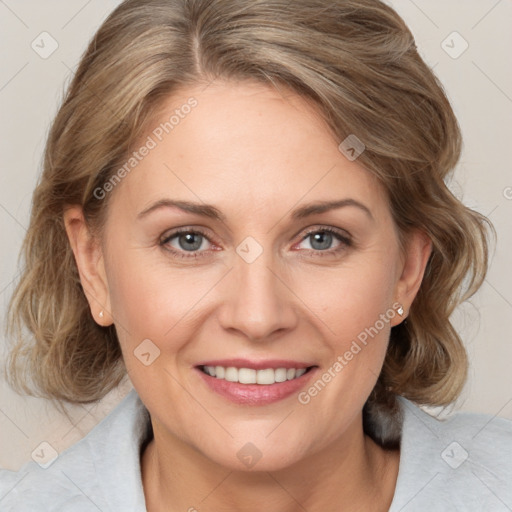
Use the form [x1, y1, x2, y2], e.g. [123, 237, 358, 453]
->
[179, 233, 202, 251]
[310, 231, 332, 250]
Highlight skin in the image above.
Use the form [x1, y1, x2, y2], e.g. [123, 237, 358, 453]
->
[65, 80, 432, 511]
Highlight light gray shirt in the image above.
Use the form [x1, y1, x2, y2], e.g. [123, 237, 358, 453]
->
[1, 390, 511, 511]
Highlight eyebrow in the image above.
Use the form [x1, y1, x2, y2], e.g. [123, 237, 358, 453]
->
[291, 199, 373, 221]
[138, 199, 226, 221]
[137, 198, 373, 222]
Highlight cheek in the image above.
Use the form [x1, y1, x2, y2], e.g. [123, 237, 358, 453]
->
[295, 251, 398, 398]
[107, 263, 166, 338]
[105, 254, 194, 407]
[106, 249, 196, 334]
[105, 248, 225, 369]
[301, 252, 397, 343]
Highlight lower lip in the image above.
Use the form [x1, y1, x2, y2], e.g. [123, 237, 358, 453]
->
[195, 367, 317, 405]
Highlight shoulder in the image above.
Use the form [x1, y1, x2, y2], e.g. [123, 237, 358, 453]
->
[0, 390, 150, 512]
[390, 396, 512, 511]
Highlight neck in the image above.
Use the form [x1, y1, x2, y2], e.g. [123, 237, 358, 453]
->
[141, 414, 400, 512]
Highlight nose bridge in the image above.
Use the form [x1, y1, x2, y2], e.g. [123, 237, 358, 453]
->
[218, 244, 297, 341]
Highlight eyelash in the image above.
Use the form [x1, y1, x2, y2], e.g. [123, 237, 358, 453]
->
[297, 226, 353, 257]
[159, 226, 352, 260]
[159, 227, 215, 260]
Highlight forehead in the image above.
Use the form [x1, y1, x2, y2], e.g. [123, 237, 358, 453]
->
[108, 80, 388, 220]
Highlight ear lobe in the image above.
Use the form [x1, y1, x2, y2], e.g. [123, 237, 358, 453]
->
[63, 205, 112, 325]
[392, 230, 432, 325]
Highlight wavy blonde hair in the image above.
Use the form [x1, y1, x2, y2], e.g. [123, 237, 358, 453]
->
[5, 0, 493, 446]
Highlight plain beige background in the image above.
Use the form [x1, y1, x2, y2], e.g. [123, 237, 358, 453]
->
[1, 0, 511, 471]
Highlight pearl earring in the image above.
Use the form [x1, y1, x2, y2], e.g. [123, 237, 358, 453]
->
[99, 310, 104, 319]
[397, 305, 404, 316]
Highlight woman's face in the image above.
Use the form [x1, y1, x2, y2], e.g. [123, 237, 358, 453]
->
[83, 81, 429, 471]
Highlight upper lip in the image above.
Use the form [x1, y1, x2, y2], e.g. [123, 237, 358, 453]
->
[195, 358, 315, 370]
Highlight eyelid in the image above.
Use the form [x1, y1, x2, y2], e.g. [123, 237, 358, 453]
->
[160, 226, 216, 245]
[159, 227, 220, 260]
[291, 224, 352, 246]
[159, 224, 353, 259]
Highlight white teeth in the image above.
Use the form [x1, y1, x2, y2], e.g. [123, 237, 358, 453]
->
[225, 367, 238, 382]
[256, 369, 275, 385]
[238, 368, 257, 384]
[202, 365, 310, 385]
[274, 368, 288, 382]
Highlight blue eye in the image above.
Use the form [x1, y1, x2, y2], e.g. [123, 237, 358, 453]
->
[306, 231, 335, 250]
[296, 227, 352, 256]
[172, 232, 206, 251]
[160, 228, 213, 258]
[159, 226, 352, 261]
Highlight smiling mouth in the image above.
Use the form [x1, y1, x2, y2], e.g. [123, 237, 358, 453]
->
[199, 365, 316, 385]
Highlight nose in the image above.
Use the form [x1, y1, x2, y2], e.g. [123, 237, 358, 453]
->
[217, 251, 298, 342]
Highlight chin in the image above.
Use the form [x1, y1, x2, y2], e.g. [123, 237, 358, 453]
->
[196, 434, 310, 473]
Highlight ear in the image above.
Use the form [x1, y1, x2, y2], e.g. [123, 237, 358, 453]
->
[63, 205, 112, 326]
[391, 229, 432, 326]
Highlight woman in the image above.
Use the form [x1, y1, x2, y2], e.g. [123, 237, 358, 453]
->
[1, 0, 511, 510]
